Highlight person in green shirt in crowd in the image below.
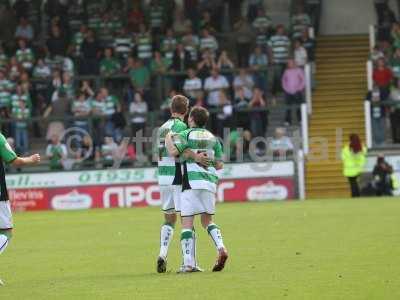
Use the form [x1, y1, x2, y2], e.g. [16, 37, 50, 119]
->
[100, 48, 121, 77]
[129, 59, 151, 92]
[12, 100, 30, 155]
[0, 45, 8, 71]
[342, 134, 367, 198]
[45, 134, 67, 170]
[0, 132, 40, 285]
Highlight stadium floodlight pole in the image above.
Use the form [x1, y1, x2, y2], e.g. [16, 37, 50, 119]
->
[297, 150, 305, 200]
[364, 101, 373, 149]
[301, 104, 309, 155]
[305, 64, 312, 115]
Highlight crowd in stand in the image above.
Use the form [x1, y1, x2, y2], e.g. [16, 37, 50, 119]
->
[0, 0, 318, 169]
[369, 1, 400, 145]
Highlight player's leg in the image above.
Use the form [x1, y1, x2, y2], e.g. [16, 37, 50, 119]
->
[0, 201, 14, 285]
[200, 191, 228, 272]
[178, 190, 202, 272]
[157, 186, 177, 273]
[173, 185, 202, 271]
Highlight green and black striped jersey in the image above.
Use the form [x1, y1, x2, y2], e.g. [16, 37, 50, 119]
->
[0, 133, 17, 201]
[157, 118, 188, 185]
[174, 128, 223, 193]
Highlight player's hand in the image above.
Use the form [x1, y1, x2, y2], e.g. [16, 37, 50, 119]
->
[30, 154, 41, 164]
[195, 152, 211, 168]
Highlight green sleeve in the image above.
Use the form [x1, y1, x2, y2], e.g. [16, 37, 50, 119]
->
[173, 129, 189, 154]
[171, 120, 188, 133]
[0, 133, 17, 163]
[214, 139, 223, 161]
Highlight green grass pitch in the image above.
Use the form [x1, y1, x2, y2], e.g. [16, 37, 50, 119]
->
[1, 198, 400, 299]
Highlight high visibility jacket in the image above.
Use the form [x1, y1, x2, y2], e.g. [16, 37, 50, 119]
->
[341, 145, 367, 177]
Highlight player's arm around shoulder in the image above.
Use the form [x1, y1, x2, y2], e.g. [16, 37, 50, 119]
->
[165, 132, 180, 157]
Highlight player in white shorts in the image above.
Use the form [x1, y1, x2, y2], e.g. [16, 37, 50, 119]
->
[0, 133, 40, 285]
[156, 95, 209, 273]
[166, 106, 228, 273]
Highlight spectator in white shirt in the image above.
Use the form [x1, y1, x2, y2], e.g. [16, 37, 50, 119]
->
[233, 68, 255, 99]
[204, 67, 229, 107]
[294, 39, 308, 67]
[129, 92, 148, 137]
[268, 127, 294, 158]
[183, 68, 202, 100]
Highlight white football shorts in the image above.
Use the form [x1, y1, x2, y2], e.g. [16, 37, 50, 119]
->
[160, 185, 182, 214]
[0, 201, 13, 229]
[180, 189, 216, 217]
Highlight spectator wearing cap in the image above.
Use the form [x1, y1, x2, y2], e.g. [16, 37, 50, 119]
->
[282, 59, 305, 125]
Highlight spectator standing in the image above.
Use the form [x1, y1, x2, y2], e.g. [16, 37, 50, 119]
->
[249, 46, 269, 94]
[8, 56, 23, 81]
[170, 43, 192, 89]
[16, 39, 34, 71]
[341, 134, 367, 198]
[199, 29, 218, 58]
[282, 59, 305, 125]
[15, 17, 34, 41]
[127, 2, 144, 33]
[252, 8, 272, 33]
[204, 67, 229, 107]
[46, 134, 68, 170]
[129, 59, 151, 93]
[12, 99, 30, 155]
[306, 0, 322, 33]
[147, 0, 165, 35]
[129, 92, 148, 136]
[0, 45, 8, 71]
[80, 29, 100, 75]
[366, 86, 386, 145]
[182, 27, 200, 62]
[215, 91, 233, 137]
[269, 25, 291, 100]
[71, 24, 88, 58]
[249, 87, 267, 138]
[47, 25, 67, 58]
[113, 28, 134, 59]
[183, 68, 202, 100]
[197, 49, 216, 79]
[161, 29, 177, 61]
[291, 6, 311, 38]
[43, 90, 70, 140]
[100, 48, 121, 77]
[389, 79, 400, 143]
[300, 28, 316, 62]
[136, 23, 153, 64]
[373, 58, 393, 100]
[234, 18, 255, 67]
[390, 48, 400, 79]
[294, 39, 308, 67]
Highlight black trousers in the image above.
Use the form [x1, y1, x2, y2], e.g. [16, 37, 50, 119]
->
[348, 176, 361, 198]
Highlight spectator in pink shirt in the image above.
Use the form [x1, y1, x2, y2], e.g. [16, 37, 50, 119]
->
[282, 59, 305, 125]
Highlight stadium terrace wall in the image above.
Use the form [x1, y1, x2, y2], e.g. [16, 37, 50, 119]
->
[6, 162, 297, 212]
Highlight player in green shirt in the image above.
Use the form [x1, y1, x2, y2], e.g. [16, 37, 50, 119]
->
[166, 106, 228, 273]
[0, 133, 40, 285]
[156, 95, 209, 273]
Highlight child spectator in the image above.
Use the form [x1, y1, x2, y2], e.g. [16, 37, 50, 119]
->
[12, 99, 30, 155]
[72, 92, 92, 132]
[294, 39, 308, 67]
[100, 48, 121, 77]
[268, 127, 294, 159]
[46, 134, 68, 170]
[300, 28, 316, 62]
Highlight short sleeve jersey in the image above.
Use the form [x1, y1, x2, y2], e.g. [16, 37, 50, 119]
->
[0, 133, 17, 201]
[174, 128, 223, 193]
[157, 118, 188, 185]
